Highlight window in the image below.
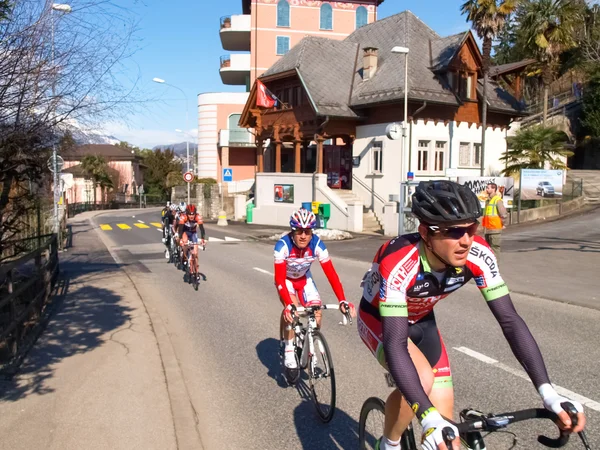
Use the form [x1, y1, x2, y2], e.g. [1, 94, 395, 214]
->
[276, 36, 290, 55]
[417, 140, 430, 172]
[459, 72, 475, 100]
[277, 0, 290, 27]
[434, 141, 447, 173]
[320, 3, 333, 30]
[356, 6, 368, 29]
[459, 142, 481, 168]
[372, 141, 383, 173]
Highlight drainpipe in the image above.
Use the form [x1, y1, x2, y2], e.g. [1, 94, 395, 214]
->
[408, 102, 427, 173]
[313, 115, 330, 202]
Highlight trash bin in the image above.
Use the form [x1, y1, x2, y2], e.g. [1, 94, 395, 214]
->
[318, 203, 331, 229]
[311, 201, 321, 214]
[316, 214, 325, 229]
[246, 203, 254, 223]
[301, 202, 312, 211]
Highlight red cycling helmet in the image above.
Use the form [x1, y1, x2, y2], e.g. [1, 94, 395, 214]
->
[186, 204, 197, 215]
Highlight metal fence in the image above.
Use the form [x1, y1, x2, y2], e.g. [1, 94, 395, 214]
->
[0, 234, 58, 365]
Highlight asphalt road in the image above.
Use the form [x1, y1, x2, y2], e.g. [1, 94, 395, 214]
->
[92, 209, 599, 449]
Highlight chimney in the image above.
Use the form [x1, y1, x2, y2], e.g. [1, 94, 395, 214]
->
[363, 47, 378, 81]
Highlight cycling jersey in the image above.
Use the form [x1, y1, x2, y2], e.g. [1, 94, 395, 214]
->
[274, 233, 345, 307]
[358, 233, 551, 421]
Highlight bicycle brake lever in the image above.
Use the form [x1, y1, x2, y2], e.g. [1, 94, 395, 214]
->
[578, 430, 592, 450]
[442, 427, 456, 448]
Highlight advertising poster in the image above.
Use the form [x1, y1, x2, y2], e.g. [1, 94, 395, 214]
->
[274, 184, 294, 203]
[457, 176, 515, 208]
[520, 169, 564, 200]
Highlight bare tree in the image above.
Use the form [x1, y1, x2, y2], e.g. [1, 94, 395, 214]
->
[0, 0, 143, 256]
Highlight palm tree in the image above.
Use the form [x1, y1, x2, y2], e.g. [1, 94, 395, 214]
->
[500, 125, 573, 176]
[519, 0, 583, 124]
[462, 0, 520, 176]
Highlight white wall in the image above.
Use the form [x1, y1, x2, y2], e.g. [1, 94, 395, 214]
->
[252, 173, 356, 230]
[352, 120, 510, 212]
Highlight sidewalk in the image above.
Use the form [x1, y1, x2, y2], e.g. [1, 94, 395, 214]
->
[0, 217, 176, 449]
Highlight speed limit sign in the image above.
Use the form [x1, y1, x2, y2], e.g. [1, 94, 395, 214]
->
[183, 172, 194, 183]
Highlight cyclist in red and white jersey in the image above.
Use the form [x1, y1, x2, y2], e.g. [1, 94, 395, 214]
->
[274, 208, 356, 370]
[357, 181, 586, 450]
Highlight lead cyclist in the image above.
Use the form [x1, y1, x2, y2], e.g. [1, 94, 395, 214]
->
[357, 180, 586, 450]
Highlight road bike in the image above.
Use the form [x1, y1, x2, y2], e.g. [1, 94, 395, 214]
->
[184, 241, 205, 291]
[280, 304, 352, 423]
[359, 380, 592, 450]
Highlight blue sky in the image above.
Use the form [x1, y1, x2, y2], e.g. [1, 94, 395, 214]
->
[105, 0, 476, 149]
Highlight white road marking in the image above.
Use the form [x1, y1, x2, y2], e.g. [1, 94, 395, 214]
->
[137, 220, 145, 224]
[224, 236, 241, 242]
[253, 267, 272, 276]
[454, 346, 600, 412]
[209, 237, 224, 242]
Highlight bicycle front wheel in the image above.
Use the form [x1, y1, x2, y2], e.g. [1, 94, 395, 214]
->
[309, 330, 336, 423]
[359, 397, 385, 450]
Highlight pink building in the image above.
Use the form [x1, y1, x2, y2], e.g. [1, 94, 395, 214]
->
[199, 0, 383, 187]
[62, 144, 145, 204]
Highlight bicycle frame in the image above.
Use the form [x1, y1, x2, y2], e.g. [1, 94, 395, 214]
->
[293, 305, 351, 372]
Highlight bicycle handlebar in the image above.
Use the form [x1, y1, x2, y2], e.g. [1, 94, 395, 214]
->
[293, 304, 353, 325]
[441, 402, 591, 449]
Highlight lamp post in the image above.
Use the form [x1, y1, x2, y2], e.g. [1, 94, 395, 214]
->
[51, 3, 72, 234]
[391, 46, 410, 182]
[153, 77, 190, 204]
[175, 128, 197, 176]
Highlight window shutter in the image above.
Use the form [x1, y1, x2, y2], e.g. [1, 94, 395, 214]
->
[277, 0, 290, 27]
[356, 6, 368, 29]
[320, 4, 333, 30]
[276, 36, 290, 55]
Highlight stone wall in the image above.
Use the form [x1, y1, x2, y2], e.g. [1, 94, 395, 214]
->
[171, 184, 235, 220]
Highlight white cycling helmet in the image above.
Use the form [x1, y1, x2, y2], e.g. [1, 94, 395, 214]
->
[179, 202, 187, 212]
[290, 208, 317, 230]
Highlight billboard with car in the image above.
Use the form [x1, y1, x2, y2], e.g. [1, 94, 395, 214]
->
[520, 169, 564, 200]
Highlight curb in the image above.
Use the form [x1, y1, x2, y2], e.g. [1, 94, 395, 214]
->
[90, 216, 204, 450]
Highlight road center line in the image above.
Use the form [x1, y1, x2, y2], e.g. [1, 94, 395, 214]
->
[454, 346, 600, 412]
[253, 267, 272, 276]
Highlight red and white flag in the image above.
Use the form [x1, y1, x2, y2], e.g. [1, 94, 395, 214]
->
[256, 79, 278, 108]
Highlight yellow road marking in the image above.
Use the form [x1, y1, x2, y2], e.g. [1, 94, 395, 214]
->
[134, 223, 150, 229]
[117, 223, 131, 230]
[100, 224, 113, 231]
[150, 222, 163, 228]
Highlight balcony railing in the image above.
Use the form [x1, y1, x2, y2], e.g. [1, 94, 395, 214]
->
[219, 14, 251, 51]
[220, 55, 231, 69]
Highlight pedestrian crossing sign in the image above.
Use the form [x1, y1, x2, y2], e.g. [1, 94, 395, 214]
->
[223, 168, 233, 182]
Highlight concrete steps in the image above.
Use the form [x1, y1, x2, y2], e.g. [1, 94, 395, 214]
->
[335, 189, 383, 233]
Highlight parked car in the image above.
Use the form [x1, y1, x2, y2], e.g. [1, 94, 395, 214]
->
[536, 181, 555, 197]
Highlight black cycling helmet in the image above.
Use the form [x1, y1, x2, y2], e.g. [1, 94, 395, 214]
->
[412, 180, 481, 225]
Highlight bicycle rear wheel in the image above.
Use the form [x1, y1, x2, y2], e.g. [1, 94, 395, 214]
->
[359, 397, 385, 450]
[309, 330, 336, 423]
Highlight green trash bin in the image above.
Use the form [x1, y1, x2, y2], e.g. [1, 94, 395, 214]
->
[246, 203, 254, 223]
[318, 203, 331, 229]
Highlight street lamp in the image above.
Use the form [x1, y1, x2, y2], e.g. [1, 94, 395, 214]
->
[51, 3, 72, 234]
[153, 77, 190, 204]
[392, 46, 410, 182]
[176, 128, 198, 175]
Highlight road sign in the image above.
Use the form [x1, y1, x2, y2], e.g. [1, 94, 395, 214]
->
[223, 168, 233, 182]
[183, 171, 194, 183]
[407, 171, 414, 181]
[47, 155, 64, 173]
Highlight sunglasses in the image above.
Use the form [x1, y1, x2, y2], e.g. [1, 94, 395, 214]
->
[429, 222, 479, 239]
[294, 229, 313, 236]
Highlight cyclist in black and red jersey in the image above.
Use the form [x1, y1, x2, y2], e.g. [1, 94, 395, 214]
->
[357, 180, 586, 450]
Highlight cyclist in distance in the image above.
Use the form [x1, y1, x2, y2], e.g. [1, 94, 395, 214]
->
[357, 180, 586, 450]
[274, 208, 356, 370]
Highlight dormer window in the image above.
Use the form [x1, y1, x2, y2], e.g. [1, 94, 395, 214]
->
[447, 71, 476, 101]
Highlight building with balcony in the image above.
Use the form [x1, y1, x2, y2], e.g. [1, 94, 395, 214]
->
[198, 0, 384, 184]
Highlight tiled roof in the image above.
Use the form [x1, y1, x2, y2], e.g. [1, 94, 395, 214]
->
[259, 10, 523, 117]
[489, 59, 537, 77]
[64, 144, 139, 161]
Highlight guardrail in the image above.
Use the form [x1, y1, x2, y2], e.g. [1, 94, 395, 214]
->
[0, 234, 58, 365]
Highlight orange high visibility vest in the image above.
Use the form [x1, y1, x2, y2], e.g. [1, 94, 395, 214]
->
[482, 194, 503, 230]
